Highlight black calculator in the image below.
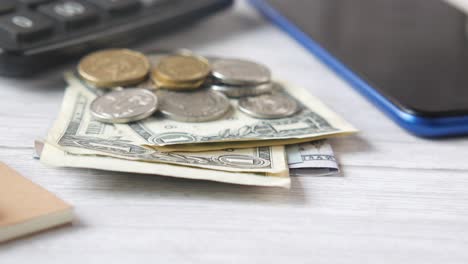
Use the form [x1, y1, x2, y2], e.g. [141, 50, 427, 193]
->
[0, 0, 233, 77]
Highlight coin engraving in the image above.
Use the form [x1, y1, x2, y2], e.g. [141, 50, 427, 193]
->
[211, 58, 271, 85]
[90, 88, 158, 123]
[156, 89, 230, 122]
[153, 55, 211, 83]
[78, 49, 150, 88]
[238, 92, 300, 119]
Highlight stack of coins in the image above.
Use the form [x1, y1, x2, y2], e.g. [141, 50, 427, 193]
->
[209, 58, 274, 97]
[151, 54, 211, 90]
[77, 48, 300, 124]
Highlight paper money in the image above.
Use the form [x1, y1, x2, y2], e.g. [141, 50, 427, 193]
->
[36, 137, 338, 178]
[40, 142, 290, 188]
[287, 140, 340, 176]
[45, 76, 288, 174]
[65, 73, 357, 152]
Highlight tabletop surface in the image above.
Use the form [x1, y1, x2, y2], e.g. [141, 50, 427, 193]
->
[1, 1, 468, 263]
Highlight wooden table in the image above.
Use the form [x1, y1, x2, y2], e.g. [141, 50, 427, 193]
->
[1, 2, 468, 263]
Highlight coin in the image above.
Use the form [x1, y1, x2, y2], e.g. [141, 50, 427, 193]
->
[156, 89, 230, 122]
[238, 92, 300, 119]
[154, 78, 205, 90]
[90, 88, 158, 123]
[209, 82, 273, 97]
[211, 58, 271, 85]
[78, 49, 150, 88]
[146, 50, 196, 73]
[153, 54, 211, 83]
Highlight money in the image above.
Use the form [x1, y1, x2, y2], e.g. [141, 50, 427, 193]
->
[154, 78, 205, 90]
[152, 54, 211, 90]
[156, 89, 231, 122]
[90, 88, 158, 124]
[209, 82, 273, 98]
[40, 142, 290, 188]
[287, 140, 340, 176]
[132, 52, 171, 90]
[36, 137, 338, 179]
[155, 54, 210, 82]
[237, 90, 300, 119]
[67, 71, 357, 151]
[78, 49, 150, 88]
[37, 47, 358, 188]
[48, 75, 289, 175]
[211, 58, 271, 85]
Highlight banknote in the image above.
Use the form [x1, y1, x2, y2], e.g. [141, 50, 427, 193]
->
[40, 142, 290, 188]
[46, 76, 288, 174]
[287, 140, 340, 176]
[65, 73, 357, 152]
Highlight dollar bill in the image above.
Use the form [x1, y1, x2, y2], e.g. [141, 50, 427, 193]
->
[45, 76, 288, 174]
[287, 140, 340, 176]
[40, 142, 290, 187]
[65, 73, 357, 152]
[37, 138, 340, 177]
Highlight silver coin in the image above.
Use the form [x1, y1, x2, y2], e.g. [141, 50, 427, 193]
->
[210, 82, 273, 98]
[211, 58, 271, 85]
[156, 89, 231, 122]
[90, 88, 158, 123]
[238, 93, 300, 119]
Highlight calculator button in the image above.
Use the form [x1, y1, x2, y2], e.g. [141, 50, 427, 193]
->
[18, 0, 53, 7]
[90, 0, 141, 14]
[0, 1, 16, 15]
[39, 1, 98, 29]
[0, 12, 53, 41]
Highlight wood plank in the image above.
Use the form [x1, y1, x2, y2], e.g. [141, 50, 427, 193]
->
[1, 148, 468, 263]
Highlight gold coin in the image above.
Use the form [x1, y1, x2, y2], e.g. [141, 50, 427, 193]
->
[154, 78, 205, 90]
[78, 49, 150, 88]
[153, 54, 211, 83]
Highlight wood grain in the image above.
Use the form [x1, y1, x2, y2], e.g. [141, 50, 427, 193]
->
[0, 1, 467, 263]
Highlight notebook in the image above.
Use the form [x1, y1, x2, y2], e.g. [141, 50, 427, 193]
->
[0, 162, 73, 243]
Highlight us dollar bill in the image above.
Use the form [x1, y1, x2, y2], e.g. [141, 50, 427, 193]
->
[40, 142, 290, 188]
[65, 73, 357, 152]
[287, 140, 340, 176]
[45, 76, 288, 174]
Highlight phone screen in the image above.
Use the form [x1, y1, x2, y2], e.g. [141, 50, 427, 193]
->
[266, 0, 468, 117]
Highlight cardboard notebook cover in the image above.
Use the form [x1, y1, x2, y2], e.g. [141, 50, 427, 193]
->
[0, 162, 73, 243]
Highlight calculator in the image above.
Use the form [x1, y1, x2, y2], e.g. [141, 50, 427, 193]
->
[0, 0, 233, 77]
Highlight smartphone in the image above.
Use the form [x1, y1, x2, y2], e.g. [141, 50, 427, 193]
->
[250, 0, 468, 137]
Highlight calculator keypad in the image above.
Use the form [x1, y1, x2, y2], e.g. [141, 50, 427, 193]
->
[0, 1, 16, 15]
[0, 11, 53, 41]
[89, 0, 141, 14]
[19, 0, 54, 7]
[0, 0, 154, 45]
[0, 0, 234, 76]
[38, 1, 98, 29]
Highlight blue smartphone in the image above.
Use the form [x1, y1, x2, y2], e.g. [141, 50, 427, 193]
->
[250, 0, 468, 137]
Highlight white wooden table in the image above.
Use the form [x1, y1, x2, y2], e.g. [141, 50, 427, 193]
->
[1, 2, 468, 263]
